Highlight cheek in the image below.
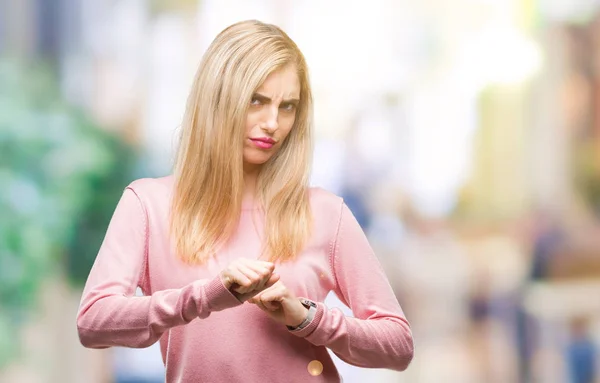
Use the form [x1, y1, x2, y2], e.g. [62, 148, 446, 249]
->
[245, 111, 260, 133]
[279, 116, 296, 138]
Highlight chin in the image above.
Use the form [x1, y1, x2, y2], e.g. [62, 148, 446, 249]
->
[244, 152, 273, 166]
[243, 156, 269, 168]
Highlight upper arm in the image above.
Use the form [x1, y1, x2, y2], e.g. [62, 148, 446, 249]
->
[80, 187, 148, 306]
[331, 202, 405, 320]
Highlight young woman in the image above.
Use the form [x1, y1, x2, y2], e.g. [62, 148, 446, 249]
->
[77, 20, 414, 382]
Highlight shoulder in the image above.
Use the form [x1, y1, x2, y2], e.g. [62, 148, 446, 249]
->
[308, 186, 343, 208]
[127, 174, 173, 193]
[125, 175, 174, 207]
[308, 186, 345, 227]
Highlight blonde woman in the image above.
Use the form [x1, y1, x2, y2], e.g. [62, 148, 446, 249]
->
[77, 20, 414, 382]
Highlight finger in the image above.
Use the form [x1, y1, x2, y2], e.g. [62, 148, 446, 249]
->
[239, 277, 280, 303]
[260, 286, 285, 302]
[247, 293, 266, 304]
[254, 275, 281, 300]
[236, 290, 260, 303]
[254, 299, 271, 312]
[257, 273, 280, 292]
[260, 295, 282, 311]
[255, 260, 275, 270]
[259, 284, 285, 305]
[237, 265, 262, 292]
[241, 259, 275, 272]
[251, 276, 278, 295]
[243, 260, 270, 272]
[228, 268, 255, 294]
[245, 264, 274, 291]
[249, 277, 281, 302]
[237, 260, 275, 291]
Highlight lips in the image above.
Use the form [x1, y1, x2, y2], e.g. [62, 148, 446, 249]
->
[250, 137, 276, 144]
[249, 137, 276, 149]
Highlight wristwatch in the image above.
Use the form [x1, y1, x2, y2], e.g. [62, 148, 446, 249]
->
[287, 298, 317, 331]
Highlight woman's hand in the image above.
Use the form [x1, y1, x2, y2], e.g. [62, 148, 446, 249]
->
[219, 259, 280, 302]
[248, 281, 309, 328]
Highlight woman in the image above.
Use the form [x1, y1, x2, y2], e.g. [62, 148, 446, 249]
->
[77, 20, 414, 382]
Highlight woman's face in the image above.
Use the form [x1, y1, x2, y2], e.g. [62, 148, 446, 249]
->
[243, 65, 300, 173]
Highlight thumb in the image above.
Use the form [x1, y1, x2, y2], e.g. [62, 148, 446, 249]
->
[235, 274, 279, 303]
[263, 273, 280, 289]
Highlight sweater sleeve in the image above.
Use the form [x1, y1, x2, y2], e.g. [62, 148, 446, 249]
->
[76, 187, 242, 349]
[290, 202, 414, 371]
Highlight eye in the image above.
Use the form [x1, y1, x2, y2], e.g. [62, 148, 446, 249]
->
[280, 103, 296, 112]
[250, 97, 262, 106]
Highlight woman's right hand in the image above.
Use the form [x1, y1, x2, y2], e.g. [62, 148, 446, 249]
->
[219, 259, 280, 302]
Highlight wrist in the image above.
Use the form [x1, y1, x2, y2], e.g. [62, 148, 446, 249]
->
[288, 305, 309, 328]
[287, 298, 317, 331]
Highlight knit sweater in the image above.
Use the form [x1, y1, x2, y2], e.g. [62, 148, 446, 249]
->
[77, 176, 413, 382]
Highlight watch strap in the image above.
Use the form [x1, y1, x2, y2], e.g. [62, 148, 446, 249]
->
[287, 298, 317, 331]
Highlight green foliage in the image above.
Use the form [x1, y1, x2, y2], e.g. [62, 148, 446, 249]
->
[0, 58, 137, 367]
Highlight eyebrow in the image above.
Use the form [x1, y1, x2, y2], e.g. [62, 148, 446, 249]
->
[253, 92, 300, 104]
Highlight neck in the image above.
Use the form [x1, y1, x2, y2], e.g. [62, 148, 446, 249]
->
[243, 164, 260, 201]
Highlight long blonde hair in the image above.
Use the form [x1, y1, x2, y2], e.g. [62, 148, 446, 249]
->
[171, 20, 313, 264]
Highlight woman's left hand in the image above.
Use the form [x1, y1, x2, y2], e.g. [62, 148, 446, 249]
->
[248, 281, 308, 328]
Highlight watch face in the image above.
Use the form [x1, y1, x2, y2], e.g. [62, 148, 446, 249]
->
[301, 298, 317, 308]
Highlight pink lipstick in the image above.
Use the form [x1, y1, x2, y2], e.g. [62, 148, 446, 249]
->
[250, 137, 276, 149]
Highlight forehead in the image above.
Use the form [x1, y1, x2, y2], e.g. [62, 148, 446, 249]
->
[255, 65, 300, 98]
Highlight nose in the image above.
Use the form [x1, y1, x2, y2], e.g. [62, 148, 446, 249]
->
[260, 106, 279, 133]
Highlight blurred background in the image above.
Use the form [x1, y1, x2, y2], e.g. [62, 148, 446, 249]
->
[2, 0, 600, 382]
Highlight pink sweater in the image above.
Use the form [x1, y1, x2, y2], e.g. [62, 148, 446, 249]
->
[77, 176, 413, 382]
